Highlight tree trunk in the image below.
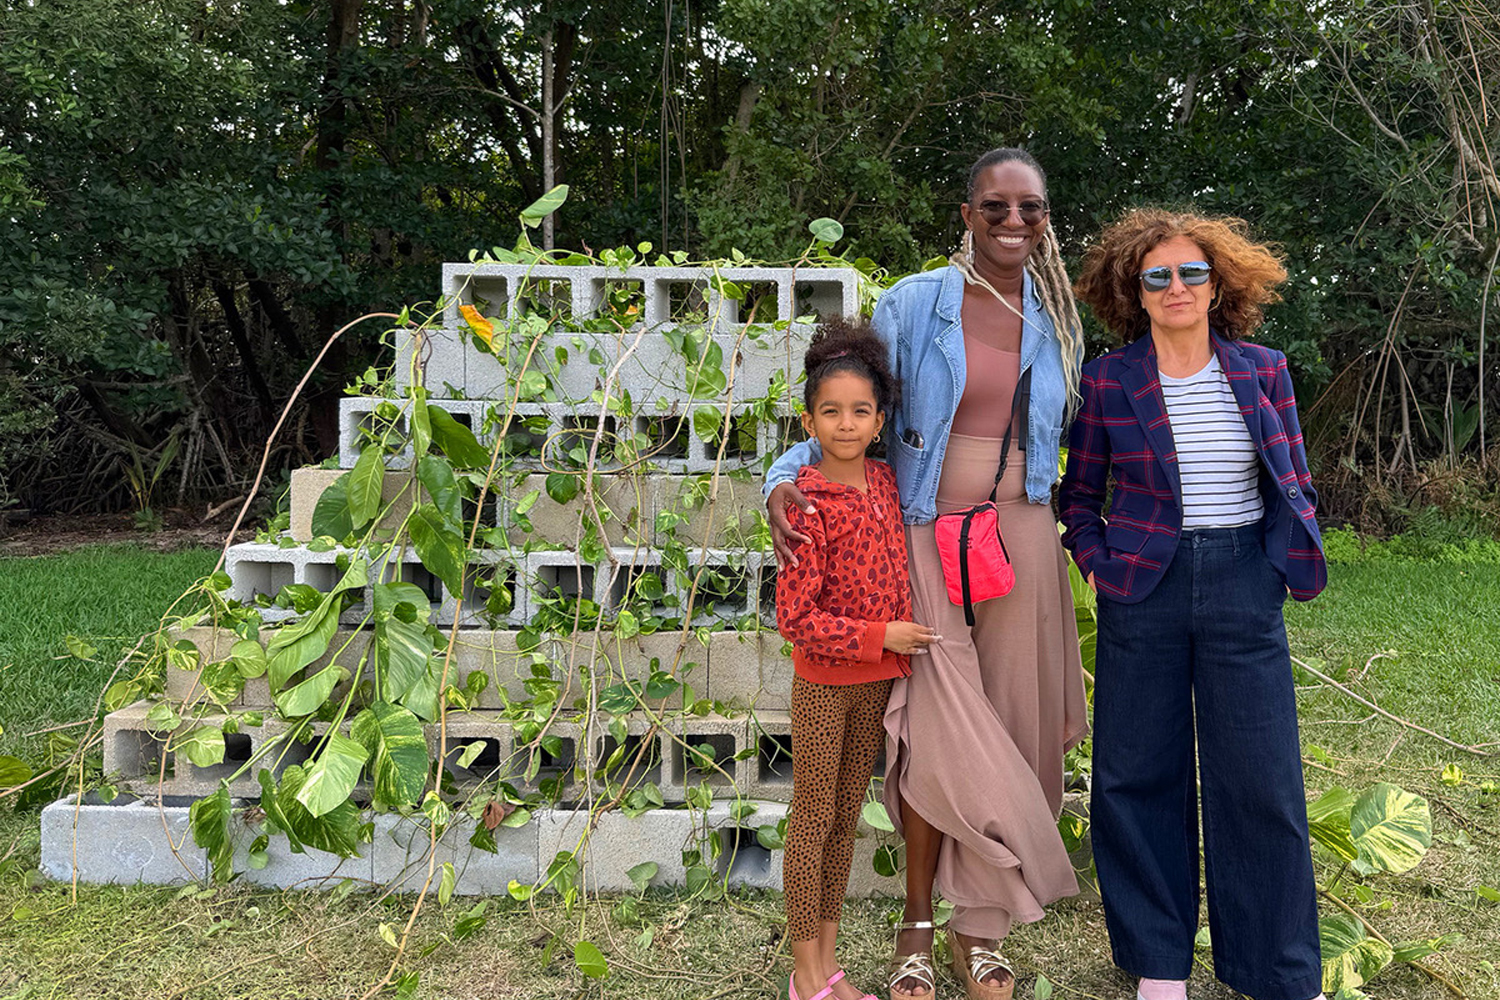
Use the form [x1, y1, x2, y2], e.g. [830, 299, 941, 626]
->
[542, 29, 556, 250]
[213, 278, 273, 418]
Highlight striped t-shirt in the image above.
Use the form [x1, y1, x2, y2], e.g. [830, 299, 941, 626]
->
[1160, 356, 1265, 528]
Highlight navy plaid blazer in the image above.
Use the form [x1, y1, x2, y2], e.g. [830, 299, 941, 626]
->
[1058, 332, 1326, 603]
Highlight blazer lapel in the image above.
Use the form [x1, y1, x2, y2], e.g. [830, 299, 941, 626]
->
[1212, 333, 1268, 454]
[1118, 337, 1182, 501]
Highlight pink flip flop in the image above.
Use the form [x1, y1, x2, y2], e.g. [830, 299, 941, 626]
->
[827, 968, 878, 1000]
[789, 972, 835, 1000]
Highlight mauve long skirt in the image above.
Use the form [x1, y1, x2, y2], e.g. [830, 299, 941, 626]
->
[884, 434, 1090, 939]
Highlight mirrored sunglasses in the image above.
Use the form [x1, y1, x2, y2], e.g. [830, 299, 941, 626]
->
[1139, 261, 1212, 292]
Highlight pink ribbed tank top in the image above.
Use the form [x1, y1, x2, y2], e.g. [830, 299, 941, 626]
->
[951, 334, 1021, 439]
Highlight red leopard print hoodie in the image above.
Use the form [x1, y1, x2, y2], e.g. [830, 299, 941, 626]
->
[776, 460, 912, 685]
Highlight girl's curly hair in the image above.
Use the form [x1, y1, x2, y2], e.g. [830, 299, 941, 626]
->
[1074, 208, 1288, 342]
[802, 316, 900, 414]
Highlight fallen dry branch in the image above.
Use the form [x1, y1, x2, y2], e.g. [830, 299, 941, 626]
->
[1292, 655, 1494, 757]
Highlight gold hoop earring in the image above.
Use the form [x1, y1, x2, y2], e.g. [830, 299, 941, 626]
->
[1034, 230, 1055, 266]
[873, 431, 882, 444]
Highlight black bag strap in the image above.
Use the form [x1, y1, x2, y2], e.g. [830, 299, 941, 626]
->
[987, 367, 1033, 504]
[957, 510, 977, 627]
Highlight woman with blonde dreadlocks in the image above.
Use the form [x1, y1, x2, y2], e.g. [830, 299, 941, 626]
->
[766, 148, 1090, 1000]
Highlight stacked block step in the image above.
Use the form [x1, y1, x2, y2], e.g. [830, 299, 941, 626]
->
[120, 626, 797, 801]
[41, 794, 940, 898]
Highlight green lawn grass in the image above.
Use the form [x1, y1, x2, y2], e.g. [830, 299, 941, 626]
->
[0, 545, 216, 761]
[0, 549, 1496, 1000]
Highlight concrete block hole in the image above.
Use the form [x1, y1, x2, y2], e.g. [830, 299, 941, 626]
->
[757, 733, 793, 788]
[190, 732, 254, 784]
[676, 732, 737, 787]
[596, 734, 663, 785]
[636, 415, 690, 460]
[716, 825, 776, 883]
[515, 277, 572, 322]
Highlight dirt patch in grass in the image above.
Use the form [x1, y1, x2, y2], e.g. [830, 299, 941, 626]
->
[0, 511, 247, 558]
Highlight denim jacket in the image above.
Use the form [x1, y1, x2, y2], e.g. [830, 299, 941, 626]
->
[765, 265, 1076, 524]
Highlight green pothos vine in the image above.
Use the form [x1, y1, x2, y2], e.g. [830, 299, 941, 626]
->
[71, 188, 915, 995]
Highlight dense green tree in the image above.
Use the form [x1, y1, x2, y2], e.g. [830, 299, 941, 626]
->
[0, 0, 1495, 521]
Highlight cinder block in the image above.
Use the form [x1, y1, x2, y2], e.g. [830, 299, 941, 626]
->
[40, 795, 207, 884]
[662, 474, 767, 548]
[536, 806, 696, 892]
[103, 700, 170, 782]
[543, 331, 680, 404]
[337, 397, 411, 470]
[442, 261, 514, 324]
[706, 632, 792, 711]
[500, 720, 585, 797]
[718, 328, 808, 398]
[442, 549, 524, 628]
[583, 715, 668, 797]
[747, 710, 794, 801]
[596, 549, 673, 620]
[630, 408, 694, 473]
[792, 271, 860, 321]
[172, 716, 274, 799]
[231, 812, 371, 889]
[370, 812, 539, 894]
[289, 467, 424, 542]
[225, 543, 303, 604]
[447, 631, 551, 706]
[394, 326, 466, 397]
[462, 401, 553, 469]
[674, 550, 772, 626]
[166, 626, 371, 710]
[429, 711, 516, 786]
[710, 799, 786, 890]
[661, 713, 750, 796]
[845, 819, 902, 898]
[524, 550, 605, 620]
[165, 627, 274, 707]
[500, 473, 652, 549]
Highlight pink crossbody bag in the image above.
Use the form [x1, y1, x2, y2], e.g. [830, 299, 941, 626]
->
[933, 368, 1030, 627]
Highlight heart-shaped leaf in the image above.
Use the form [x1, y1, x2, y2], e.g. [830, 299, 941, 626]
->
[808, 217, 844, 243]
[1350, 783, 1431, 874]
[189, 784, 234, 882]
[173, 725, 226, 768]
[294, 733, 369, 819]
[408, 502, 466, 597]
[1307, 786, 1358, 862]
[351, 702, 428, 811]
[428, 406, 490, 469]
[520, 184, 569, 228]
[347, 445, 386, 527]
[1320, 913, 1393, 993]
[415, 454, 462, 523]
[573, 940, 608, 979]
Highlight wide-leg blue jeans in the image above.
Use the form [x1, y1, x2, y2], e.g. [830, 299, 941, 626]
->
[1092, 524, 1322, 1000]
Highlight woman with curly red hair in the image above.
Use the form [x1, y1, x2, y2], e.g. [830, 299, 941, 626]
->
[1059, 209, 1326, 1000]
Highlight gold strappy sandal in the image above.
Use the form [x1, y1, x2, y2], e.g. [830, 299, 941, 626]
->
[888, 920, 937, 1000]
[948, 929, 1015, 1000]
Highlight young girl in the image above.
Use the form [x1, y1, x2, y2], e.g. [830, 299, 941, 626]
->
[776, 318, 939, 1000]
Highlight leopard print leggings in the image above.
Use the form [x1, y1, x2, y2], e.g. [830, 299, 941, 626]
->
[783, 674, 894, 942]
